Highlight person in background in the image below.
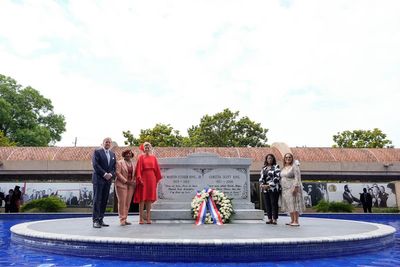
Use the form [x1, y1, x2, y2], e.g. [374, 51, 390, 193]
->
[5, 189, 14, 213]
[115, 149, 136, 226]
[280, 153, 305, 227]
[134, 142, 162, 224]
[259, 154, 281, 225]
[13, 186, 22, 212]
[360, 188, 373, 213]
[91, 137, 116, 228]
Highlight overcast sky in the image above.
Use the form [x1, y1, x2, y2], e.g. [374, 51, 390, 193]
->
[0, 0, 399, 147]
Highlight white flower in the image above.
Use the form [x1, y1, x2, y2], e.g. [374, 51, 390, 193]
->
[191, 188, 234, 224]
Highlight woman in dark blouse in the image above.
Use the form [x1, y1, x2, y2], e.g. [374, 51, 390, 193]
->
[259, 154, 281, 224]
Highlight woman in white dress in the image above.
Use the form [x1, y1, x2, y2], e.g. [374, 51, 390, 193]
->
[280, 153, 305, 226]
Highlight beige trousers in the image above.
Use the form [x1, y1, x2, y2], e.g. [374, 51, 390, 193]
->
[115, 184, 135, 223]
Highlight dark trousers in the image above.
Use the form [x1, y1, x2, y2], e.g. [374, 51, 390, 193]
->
[362, 204, 372, 213]
[263, 190, 280, 220]
[92, 178, 111, 222]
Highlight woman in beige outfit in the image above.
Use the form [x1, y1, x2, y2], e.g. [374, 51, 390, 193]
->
[280, 153, 305, 226]
[115, 149, 136, 226]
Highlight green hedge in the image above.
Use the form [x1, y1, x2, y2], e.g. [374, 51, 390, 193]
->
[20, 196, 67, 212]
[315, 200, 354, 213]
[372, 207, 399, 213]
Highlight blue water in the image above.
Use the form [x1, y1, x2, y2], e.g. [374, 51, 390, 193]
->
[0, 214, 399, 266]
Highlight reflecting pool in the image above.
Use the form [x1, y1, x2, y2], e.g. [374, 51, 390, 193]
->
[1, 214, 399, 266]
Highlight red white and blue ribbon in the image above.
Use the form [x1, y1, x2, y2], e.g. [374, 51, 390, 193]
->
[195, 194, 207, 225]
[195, 188, 223, 225]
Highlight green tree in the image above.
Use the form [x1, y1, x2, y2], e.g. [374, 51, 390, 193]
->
[187, 108, 268, 147]
[332, 128, 393, 148]
[123, 123, 184, 147]
[123, 130, 140, 146]
[0, 74, 66, 146]
[0, 130, 15, 146]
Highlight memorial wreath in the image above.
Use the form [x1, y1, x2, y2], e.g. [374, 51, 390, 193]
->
[191, 188, 234, 225]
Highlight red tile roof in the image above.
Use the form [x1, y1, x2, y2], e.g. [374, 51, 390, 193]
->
[291, 147, 400, 162]
[1, 147, 399, 163]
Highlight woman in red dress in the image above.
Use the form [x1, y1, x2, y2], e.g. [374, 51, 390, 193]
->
[133, 142, 162, 224]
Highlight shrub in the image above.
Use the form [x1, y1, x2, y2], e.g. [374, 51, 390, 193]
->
[105, 207, 113, 213]
[315, 200, 354, 213]
[314, 200, 330, 212]
[328, 201, 354, 212]
[20, 196, 66, 212]
[372, 207, 399, 213]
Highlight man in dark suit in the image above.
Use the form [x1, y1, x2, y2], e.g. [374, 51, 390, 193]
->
[92, 137, 116, 228]
[360, 188, 373, 213]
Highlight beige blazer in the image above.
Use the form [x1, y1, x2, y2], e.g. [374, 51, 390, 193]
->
[115, 159, 136, 189]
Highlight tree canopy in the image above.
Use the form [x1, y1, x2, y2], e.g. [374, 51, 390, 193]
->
[0, 130, 15, 146]
[332, 128, 393, 148]
[123, 123, 186, 147]
[187, 109, 268, 147]
[0, 74, 66, 146]
[123, 109, 268, 147]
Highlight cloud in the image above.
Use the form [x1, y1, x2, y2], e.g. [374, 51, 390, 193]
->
[0, 0, 399, 147]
